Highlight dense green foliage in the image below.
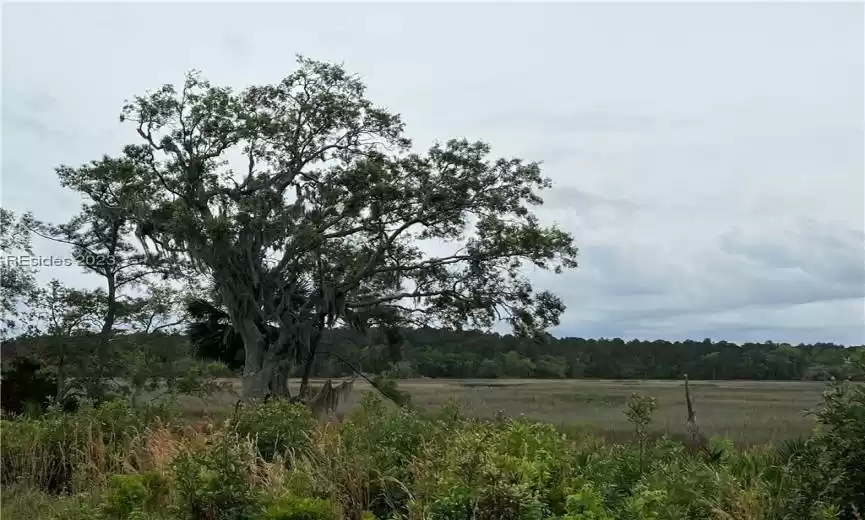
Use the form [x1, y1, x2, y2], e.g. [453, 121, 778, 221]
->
[0, 357, 67, 415]
[382, 331, 863, 381]
[1, 332, 233, 418]
[102, 57, 580, 398]
[184, 317, 865, 381]
[6, 327, 862, 393]
[2, 376, 863, 519]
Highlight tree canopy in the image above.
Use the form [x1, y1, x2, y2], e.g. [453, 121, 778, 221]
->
[0, 209, 37, 339]
[77, 56, 580, 397]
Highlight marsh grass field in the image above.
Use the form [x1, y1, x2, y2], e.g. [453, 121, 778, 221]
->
[170, 378, 828, 445]
[4, 376, 860, 520]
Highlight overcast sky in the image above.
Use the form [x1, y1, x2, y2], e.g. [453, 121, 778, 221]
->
[2, 2, 863, 345]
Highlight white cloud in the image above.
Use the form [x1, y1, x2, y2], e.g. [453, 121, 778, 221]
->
[2, 2, 862, 344]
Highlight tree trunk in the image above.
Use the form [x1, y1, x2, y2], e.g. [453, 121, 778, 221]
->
[236, 320, 296, 399]
[221, 284, 298, 400]
[221, 284, 269, 399]
[101, 275, 117, 335]
[240, 324, 268, 399]
[56, 344, 66, 402]
[299, 326, 323, 397]
[268, 358, 291, 397]
[298, 354, 315, 398]
[242, 357, 292, 399]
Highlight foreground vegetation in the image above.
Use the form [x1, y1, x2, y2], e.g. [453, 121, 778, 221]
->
[2, 372, 864, 520]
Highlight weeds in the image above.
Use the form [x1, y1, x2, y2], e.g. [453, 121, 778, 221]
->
[624, 392, 657, 474]
[1, 381, 862, 520]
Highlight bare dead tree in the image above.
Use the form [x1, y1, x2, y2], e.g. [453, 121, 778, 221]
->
[683, 374, 709, 455]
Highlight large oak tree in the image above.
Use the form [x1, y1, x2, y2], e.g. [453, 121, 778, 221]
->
[82, 57, 578, 398]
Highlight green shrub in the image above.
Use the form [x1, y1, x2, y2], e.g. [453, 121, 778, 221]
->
[323, 393, 427, 518]
[0, 485, 96, 520]
[428, 485, 473, 520]
[234, 400, 316, 462]
[170, 431, 261, 520]
[4, 379, 861, 520]
[416, 417, 581, 519]
[771, 438, 840, 518]
[425, 482, 546, 520]
[474, 482, 547, 520]
[812, 377, 865, 518]
[101, 472, 170, 519]
[90, 398, 174, 438]
[103, 474, 150, 519]
[46, 494, 105, 520]
[624, 392, 657, 474]
[621, 483, 672, 520]
[626, 449, 717, 520]
[342, 393, 426, 472]
[259, 496, 338, 520]
[369, 376, 412, 408]
[562, 483, 613, 520]
[1, 417, 74, 492]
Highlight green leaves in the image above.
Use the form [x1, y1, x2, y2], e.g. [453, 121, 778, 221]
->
[233, 399, 316, 462]
[49, 56, 579, 394]
[0, 209, 37, 338]
[27, 280, 108, 337]
[625, 392, 658, 474]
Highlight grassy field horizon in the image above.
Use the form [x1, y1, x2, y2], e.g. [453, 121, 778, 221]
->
[179, 377, 828, 444]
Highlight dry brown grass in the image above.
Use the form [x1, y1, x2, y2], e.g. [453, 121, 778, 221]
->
[159, 378, 825, 444]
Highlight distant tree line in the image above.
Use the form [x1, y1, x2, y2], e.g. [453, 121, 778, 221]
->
[180, 304, 864, 381]
[6, 320, 861, 386]
[306, 329, 864, 381]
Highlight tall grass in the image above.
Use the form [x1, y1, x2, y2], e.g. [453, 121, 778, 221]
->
[1, 381, 862, 520]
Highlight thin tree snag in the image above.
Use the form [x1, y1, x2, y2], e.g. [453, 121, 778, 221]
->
[683, 374, 708, 455]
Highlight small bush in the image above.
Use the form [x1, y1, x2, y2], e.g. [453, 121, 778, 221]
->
[46, 494, 105, 520]
[428, 485, 473, 520]
[474, 482, 547, 520]
[370, 376, 412, 408]
[341, 393, 426, 472]
[562, 484, 613, 520]
[259, 496, 338, 520]
[813, 377, 865, 518]
[101, 472, 171, 519]
[234, 400, 316, 462]
[170, 431, 261, 520]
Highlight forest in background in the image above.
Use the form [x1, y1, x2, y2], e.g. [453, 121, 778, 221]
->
[5, 326, 862, 382]
[321, 328, 864, 381]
